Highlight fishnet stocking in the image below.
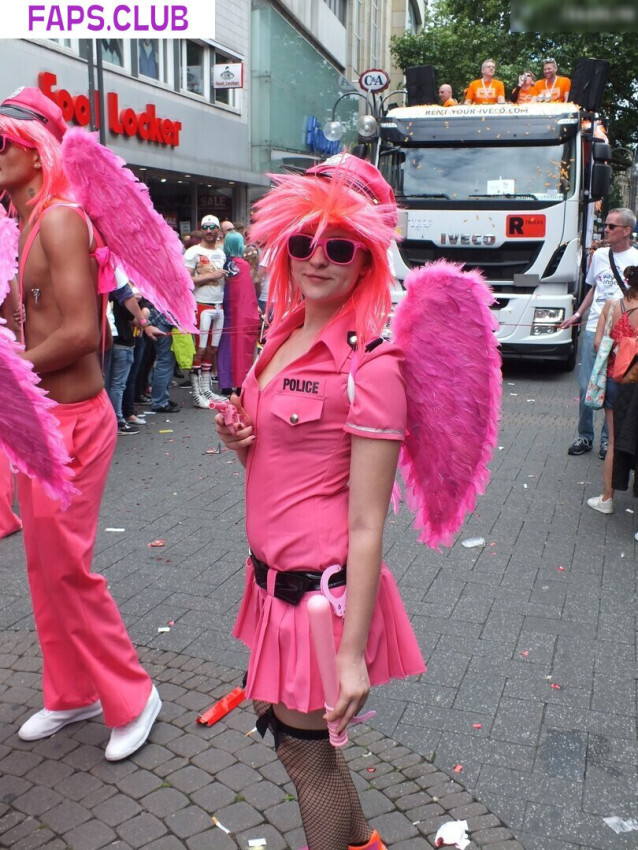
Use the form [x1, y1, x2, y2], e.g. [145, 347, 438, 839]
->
[276, 726, 370, 850]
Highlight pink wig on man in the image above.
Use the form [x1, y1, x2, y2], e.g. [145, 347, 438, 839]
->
[249, 154, 399, 348]
[0, 87, 71, 223]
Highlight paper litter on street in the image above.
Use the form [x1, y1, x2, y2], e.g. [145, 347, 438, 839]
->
[434, 819, 470, 848]
[603, 816, 638, 834]
[461, 537, 485, 548]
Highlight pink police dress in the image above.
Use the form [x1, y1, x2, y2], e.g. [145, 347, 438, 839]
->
[233, 303, 425, 713]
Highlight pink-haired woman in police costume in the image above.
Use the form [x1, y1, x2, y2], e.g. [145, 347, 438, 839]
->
[215, 156, 424, 850]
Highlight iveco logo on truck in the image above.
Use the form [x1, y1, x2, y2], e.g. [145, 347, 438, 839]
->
[440, 234, 496, 246]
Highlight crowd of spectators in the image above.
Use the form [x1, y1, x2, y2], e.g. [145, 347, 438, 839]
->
[104, 218, 263, 435]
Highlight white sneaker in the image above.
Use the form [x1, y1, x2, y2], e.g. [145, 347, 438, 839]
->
[18, 700, 103, 741]
[105, 685, 161, 761]
[587, 495, 614, 514]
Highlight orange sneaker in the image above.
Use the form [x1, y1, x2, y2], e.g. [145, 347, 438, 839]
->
[298, 831, 387, 850]
[350, 831, 387, 850]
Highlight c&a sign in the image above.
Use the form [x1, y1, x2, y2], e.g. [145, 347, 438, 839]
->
[39, 71, 182, 147]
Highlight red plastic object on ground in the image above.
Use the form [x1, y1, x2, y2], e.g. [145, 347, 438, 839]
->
[196, 686, 246, 725]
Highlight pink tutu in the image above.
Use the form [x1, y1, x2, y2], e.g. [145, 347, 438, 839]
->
[233, 558, 425, 713]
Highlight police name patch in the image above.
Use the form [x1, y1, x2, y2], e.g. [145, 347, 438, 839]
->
[281, 378, 322, 394]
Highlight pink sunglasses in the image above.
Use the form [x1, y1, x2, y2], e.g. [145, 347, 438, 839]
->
[0, 132, 37, 154]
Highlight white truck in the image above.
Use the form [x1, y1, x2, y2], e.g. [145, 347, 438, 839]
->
[378, 102, 612, 370]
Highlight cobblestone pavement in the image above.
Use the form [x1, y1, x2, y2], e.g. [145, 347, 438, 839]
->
[0, 355, 636, 850]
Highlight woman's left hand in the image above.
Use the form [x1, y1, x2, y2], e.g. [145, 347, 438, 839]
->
[325, 653, 370, 734]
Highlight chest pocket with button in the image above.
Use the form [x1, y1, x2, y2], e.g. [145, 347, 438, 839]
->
[271, 392, 324, 427]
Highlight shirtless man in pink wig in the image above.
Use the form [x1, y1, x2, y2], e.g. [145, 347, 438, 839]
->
[0, 86, 160, 760]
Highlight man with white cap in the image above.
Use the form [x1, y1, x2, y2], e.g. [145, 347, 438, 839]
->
[184, 215, 228, 406]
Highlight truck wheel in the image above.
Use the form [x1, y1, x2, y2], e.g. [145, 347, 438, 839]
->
[558, 338, 578, 372]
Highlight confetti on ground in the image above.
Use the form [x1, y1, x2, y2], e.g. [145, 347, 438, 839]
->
[366, 767, 376, 773]
[206, 448, 220, 454]
[523, 483, 528, 489]
[211, 817, 231, 834]
[157, 626, 170, 633]
[526, 399, 535, 403]
[105, 527, 125, 532]
[520, 650, 530, 657]
[625, 508, 634, 514]
[453, 764, 463, 773]
[159, 429, 174, 433]
[148, 539, 165, 548]
[558, 565, 565, 571]
[248, 840, 267, 848]
[245, 726, 258, 737]
[472, 723, 482, 729]
[498, 446, 504, 451]
[461, 537, 485, 548]
[168, 620, 175, 626]
[509, 392, 518, 396]
[551, 683, 561, 689]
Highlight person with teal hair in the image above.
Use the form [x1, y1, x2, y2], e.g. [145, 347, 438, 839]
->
[217, 231, 260, 392]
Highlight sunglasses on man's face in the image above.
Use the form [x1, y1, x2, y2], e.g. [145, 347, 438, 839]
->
[201, 224, 219, 231]
[287, 234, 367, 265]
[0, 132, 37, 154]
[605, 223, 627, 230]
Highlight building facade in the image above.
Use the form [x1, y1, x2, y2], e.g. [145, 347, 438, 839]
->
[1, 1, 426, 227]
[0, 0, 265, 232]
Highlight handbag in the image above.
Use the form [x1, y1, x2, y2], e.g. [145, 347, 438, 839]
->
[611, 305, 638, 384]
[170, 330, 196, 370]
[584, 301, 616, 409]
[612, 337, 638, 383]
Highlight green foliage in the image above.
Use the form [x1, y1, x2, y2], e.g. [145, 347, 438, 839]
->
[390, 0, 638, 148]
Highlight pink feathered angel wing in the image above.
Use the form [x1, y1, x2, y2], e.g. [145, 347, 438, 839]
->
[61, 128, 196, 332]
[0, 325, 75, 508]
[0, 206, 19, 303]
[391, 260, 502, 549]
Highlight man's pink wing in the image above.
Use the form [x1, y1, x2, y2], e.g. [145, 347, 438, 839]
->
[0, 207, 19, 303]
[62, 128, 196, 332]
[0, 326, 76, 508]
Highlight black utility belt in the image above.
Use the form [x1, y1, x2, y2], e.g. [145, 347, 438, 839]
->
[250, 553, 347, 606]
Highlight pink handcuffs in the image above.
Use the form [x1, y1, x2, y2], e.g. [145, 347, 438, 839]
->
[313, 566, 375, 745]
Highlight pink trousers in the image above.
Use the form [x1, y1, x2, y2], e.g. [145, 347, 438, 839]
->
[0, 453, 21, 539]
[17, 390, 151, 727]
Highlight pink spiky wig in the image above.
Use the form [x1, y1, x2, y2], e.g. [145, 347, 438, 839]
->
[0, 115, 71, 224]
[249, 164, 398, 346]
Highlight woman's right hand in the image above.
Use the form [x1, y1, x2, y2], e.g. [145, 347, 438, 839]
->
[214, 393, 255, 453]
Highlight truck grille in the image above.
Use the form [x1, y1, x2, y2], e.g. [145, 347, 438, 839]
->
[403, 241, 544, 282]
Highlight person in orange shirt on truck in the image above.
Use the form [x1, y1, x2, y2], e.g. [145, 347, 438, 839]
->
[532, 58, 571, 102]
[464, 59, 505, 104]
[438, 84, 458, 107]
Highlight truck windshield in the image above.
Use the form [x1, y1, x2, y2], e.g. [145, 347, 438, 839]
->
[381, 141, 575, 203]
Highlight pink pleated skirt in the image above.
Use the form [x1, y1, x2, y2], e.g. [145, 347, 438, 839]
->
[233, 558, 426, 713]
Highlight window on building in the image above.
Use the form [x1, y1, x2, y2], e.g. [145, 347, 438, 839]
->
[369, 0, 380, 67]
[322, 0, 346, 24]
[101, 39, 124, 67]
[352, 0, 363, 73]
[407, 0, 421, 33]
[138, 39, 163, 81]
[183, 40, 205, 95]
[211, 50, 239, 109]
